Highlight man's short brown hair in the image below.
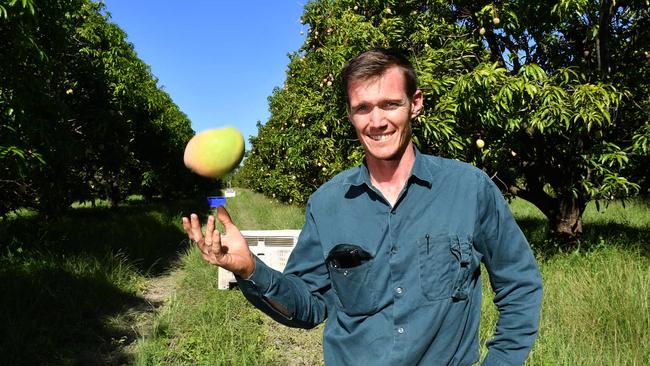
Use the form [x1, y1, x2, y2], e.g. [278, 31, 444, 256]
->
[341, 48, 417, 105]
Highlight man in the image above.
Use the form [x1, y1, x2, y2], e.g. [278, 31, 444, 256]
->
[183, 48, 543, 365]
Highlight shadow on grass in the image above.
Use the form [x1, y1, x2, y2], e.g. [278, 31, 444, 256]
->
[0, 263, 146, 365]
[1, 197, 208, 275]
[516, 217, 650, 258]
[0, 197, 211, 365]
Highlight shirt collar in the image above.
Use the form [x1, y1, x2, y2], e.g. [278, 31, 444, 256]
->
[344, 145, 435, 189]
[409, 147, 435, 189]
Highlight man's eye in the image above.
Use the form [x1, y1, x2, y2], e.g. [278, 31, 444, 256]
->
[355, 106, 369, 113]
[384, 102, 401, 110]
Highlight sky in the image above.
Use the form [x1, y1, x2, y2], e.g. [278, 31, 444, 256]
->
[102, 1, 308, 149]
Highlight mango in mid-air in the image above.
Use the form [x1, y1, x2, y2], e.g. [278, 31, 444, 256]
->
[183, 126, 245, 178]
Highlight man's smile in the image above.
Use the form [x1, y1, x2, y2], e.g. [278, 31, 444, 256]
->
[368, 131, 395, 142]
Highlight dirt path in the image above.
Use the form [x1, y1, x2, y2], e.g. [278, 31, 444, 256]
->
[141, 271, 177, 308]
[123, 270, 178, 349]
[84, 269, 179, 365]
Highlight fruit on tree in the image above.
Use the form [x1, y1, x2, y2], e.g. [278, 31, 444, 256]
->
[183, 126, 245, 178]
[493, 17, 500, 25]
[476, 138, 485, 149]
[479, 27, 486, 35]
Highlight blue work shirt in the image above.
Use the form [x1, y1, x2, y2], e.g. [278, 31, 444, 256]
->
[237, 148, 543, 365]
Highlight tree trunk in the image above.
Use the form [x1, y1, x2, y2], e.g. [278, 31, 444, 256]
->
[549, 196, 585, 237]
[597, 0, 613, 79]
[510, 186, 587, 247]
[107, 196, 118, 209]
[105, 180, 122, 209]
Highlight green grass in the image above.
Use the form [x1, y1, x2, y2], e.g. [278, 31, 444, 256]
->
[2, 191, 648, 365]
[134, 247, 278, 366]
[138, 191, 649, 365]
[135, 190, 322, 366]
[534, 247, 649, 364]
[223, 189, 306, 230]
[0, 196, 206, 365]
[510, 198, 650, 257]
[480, 198, 650, 365]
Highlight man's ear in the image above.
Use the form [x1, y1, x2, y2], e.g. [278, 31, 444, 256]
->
[410, 89, 424, 119]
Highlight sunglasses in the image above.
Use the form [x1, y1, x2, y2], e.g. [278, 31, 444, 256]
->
[326, 244, 372, 269]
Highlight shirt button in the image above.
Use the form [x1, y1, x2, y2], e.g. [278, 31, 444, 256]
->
[395, 287, 403, 294]
[397, 327, 404, 334]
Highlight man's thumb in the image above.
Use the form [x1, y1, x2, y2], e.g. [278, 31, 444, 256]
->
[216, 206, 235, 232]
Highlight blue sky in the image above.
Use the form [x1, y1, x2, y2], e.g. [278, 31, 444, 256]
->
[102, 1, 308, 148]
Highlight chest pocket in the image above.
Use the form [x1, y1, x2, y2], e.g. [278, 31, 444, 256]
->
[327, 244, 378, 316]
[417, 234, 476, 302]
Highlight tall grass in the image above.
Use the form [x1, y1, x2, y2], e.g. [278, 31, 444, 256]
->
[137, 191, 649, 365]
[0, 196, 204, 365]
[135, 246, 279, 365]
[4, 190, 646, 365]
[533, 247, 649, 364]
[480, 199, 650, 365]
[135, 190, 320, 365]
[221, 189, 306, 230]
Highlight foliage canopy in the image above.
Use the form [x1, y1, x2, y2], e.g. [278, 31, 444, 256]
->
[237, 0, 650, 239]
[0, 0, 212, 216]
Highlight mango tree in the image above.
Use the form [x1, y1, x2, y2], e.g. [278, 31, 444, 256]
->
[0, 0, 202, 216]
[239, 0, 649, 242]
[433, 0, 649, 239]
[237, 0, 474, 203]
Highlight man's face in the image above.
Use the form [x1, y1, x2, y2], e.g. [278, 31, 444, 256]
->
[347, 66, 423, 163]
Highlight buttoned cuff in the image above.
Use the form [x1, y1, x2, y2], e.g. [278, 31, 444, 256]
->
[235, 255, 273, 296]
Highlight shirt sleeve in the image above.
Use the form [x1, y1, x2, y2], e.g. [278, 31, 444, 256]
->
[474, 173, 543, 365]
[235, 199, 331, 329]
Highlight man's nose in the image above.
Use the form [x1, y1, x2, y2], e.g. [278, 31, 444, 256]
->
[368, 107, 386, 128]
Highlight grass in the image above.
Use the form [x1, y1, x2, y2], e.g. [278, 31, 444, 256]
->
[2, 190, 648, 365]
[222, 189, 306, 230]
[134, 247, 278, 365]
[137, 190, 649, 365]
[532, 246, 649, 364]
[0, 196, 206, 365]
[135, 190, 322, 366]
[480, 198, 650, 365]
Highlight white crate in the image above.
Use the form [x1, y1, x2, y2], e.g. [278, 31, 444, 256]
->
[217, 229, 301, 289]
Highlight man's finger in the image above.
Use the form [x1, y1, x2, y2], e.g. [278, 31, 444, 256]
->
[181, 217, 192, 239]
[205, 215, 215, 245]
[216, 206, 235, 233]
[211, 228, 225, 262]
[190, 214, 204, 243]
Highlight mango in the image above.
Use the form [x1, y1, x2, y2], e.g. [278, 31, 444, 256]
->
[183, 126, 245, 178]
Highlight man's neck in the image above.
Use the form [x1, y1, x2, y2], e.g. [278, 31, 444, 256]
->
[366, 143, 416, 206]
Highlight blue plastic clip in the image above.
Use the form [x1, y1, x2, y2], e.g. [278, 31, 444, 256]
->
[207, 196, 227, 208]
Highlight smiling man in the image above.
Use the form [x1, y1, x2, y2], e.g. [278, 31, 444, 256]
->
[346, 62, 422, 206]
[183, 48, 543, 365]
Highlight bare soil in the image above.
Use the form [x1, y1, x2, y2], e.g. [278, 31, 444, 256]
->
[82, 270, 179, 365]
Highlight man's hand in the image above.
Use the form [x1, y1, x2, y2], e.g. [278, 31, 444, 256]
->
[182, 206, 255, 278]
